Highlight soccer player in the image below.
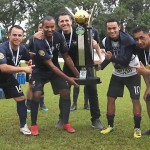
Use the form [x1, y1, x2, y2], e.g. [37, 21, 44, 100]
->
[26, 22, 48, 112]
[132, 25, 150, 135]
[56, 12, 103, 129]
[100, 18, 142, 138]
[0, 25, 35, 135]
[29, 16, 79, 135]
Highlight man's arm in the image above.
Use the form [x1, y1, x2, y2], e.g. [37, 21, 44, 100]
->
[0, 64, 35, 74]
[143, 75, 150, 101]
[62, 52, 79, 78]
[92, 39, 105, 64]
[44, 59, 79, 87]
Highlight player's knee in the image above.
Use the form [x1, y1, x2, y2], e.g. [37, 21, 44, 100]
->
[59, 89, 70, 99]
[32, 91, 43, 101]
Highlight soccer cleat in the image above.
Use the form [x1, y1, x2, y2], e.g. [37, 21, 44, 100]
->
[20, 124, 31, 135]
[31, 125, 39, 136]
[55, 119, 63, 129]
[40, 104, 48, 112]
[84, 104, 90, 110]
[134, 128, 141, 138]
[142, 129, 150, 135]
[100, 125, 113, 134]
[63, 124, 76, 133]
[92, 119, 103, 130]
[70, 103, 77, 111]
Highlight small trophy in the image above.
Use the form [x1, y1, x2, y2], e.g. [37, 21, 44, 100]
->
[65, 3, 101, 85]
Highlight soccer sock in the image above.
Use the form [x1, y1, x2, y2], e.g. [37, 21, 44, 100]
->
[17, 100, 27, 128]
[30, 100, 39, 125]
[61, 98, 71, 124]
[134, 114, 141, 128]
[26, 99, 31, 106]
[39, 97, 44, 107]
[107, 114, 115, 127]
[59, 98, 63, 119]
[73, 87, 79, 104]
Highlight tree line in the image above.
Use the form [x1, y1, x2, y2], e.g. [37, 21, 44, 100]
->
[0, 0, 149, 42]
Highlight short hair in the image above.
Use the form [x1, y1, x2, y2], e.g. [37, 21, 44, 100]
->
[8, 25, 25, 35]
[132, 25, 149, 34]
[105, 18, 120, 26]
[42, 16, 55, 25]
[58, 12, 72, 21]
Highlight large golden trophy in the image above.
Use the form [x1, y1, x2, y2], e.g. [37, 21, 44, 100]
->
[65, 3, 101, 85]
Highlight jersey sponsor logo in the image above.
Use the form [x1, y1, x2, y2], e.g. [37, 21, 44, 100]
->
[38, 50, 45, 56]
[113, 67, 137, 77]
[0, 53, 4, 59]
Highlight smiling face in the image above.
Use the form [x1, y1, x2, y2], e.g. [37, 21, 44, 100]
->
[9, 27, 24, 50]
[43, 19, 56, 39]
[58, 15, 72, 34]
[133, 31, 150, 50]
[106, 22, 120, 40]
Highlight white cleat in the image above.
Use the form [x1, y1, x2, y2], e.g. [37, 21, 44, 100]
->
[20, 124, 31, 135]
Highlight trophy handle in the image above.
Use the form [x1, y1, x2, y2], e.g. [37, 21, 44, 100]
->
[65, 7, 75, 18]
[88, 3, 97, 26]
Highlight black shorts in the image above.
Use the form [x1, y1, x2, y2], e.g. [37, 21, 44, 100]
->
[0, 75, 24, 99]
[31, 71, 69, 95]
[107, 74, 141, 100]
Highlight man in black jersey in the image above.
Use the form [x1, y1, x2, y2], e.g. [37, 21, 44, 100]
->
[132, 25, 150, 135]
[26, 22, 48, 112]
[0, 25, 35, 135]
[56, 12, 103, 130]
[100, 18, 142, 138]
[29, 16, 79, 135]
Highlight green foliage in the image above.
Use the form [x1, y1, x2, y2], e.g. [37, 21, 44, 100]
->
[0, 0, 149, 40]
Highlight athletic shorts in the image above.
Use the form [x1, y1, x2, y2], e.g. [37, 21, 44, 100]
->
[107, 74, 141, 100]
[0, 75, 24, 99]
[31, 71, 69, 95]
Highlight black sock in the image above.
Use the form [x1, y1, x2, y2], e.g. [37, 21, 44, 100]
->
[31, 100, 39, 125]
[61, 98, 71, 124]
[107, 114, 115, 127]
[59, 98, 63, 119]
[17, 100, 27, 128]
[39, 98, 44, 107]
[134, 115, 141, 128]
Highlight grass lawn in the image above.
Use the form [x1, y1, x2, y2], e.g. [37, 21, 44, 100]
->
[0, 63, 150, 150]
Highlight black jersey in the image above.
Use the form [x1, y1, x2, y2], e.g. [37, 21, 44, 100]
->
[0, 40, 30, 82]
[25, 35, 35, 53]
[30, 31, 69, 72]
[58, 27, 100, 76]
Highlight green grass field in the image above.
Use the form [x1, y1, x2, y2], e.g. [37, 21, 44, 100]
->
[0, 64, 150, 150]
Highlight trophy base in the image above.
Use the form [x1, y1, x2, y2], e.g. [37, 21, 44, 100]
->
[76, 77, 101, 85]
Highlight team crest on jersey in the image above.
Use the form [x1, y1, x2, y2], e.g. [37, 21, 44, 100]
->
[0, 53, 4, 59]
[38, 50, 45, 56]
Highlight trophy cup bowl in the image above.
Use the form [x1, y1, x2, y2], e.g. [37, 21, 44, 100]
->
[74, 10, 89, 25]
